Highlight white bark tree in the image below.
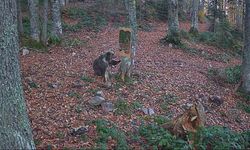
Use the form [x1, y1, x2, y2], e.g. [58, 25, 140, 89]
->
[190, 0, 199, 34]
[239, 0, 250, 93]
[51, 0, 63, 38]
[125, 0, 137, 68]
[41, 0, 49, 46]
[0, 0, 35, 148]
[28, 0, 40, 41]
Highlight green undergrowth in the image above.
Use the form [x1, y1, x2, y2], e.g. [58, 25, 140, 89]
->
[114, 99, 142, 115]
[93, 119, 129, 150]
[193, 126, 250, 150]
[90, 118, 250, 150]
[208, 65, 241, 84]
[180, 43, 231, 63]
[63, 7, 107, 32]
[20, 35, 47, 52]
[179, 20, 243, 57]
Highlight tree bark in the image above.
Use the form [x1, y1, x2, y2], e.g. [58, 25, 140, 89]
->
[17, 0, 24, 36]
[168, 0, 179, 35]
[51, 0, 62, 38]
[239, 0, 250, 93]
[41, 0, 49, 46]
[125, 0, 137, 69]
[190, 0, 199, 33]
[28, 0, 40, 42]
[0, 0, 35, 149]
[236, 0, 242, 30]
[60, 0, 65, 7]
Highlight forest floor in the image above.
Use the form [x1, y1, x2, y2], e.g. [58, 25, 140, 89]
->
[20, 21, 249, 149]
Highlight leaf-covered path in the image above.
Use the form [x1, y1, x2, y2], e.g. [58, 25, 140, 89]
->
[20, 22, 249, 148]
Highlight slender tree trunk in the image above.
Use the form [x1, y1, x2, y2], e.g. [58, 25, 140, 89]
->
[236, 0, 242, 30]
[17, 0, 24, 35]
[28, 0, 40, 42]
[168, 0, 179, 35]
[65, 0, 69, 5]
[51, 0, 62, 38]
[199, 0, 205, 11]
[239, 0, 250, 93]
[125, 0, 137, 69]
[60, 0, 65, 7]
[0, 0, 35, 149]
[41, 0, 49, 46]
[190, 0, 199, 33]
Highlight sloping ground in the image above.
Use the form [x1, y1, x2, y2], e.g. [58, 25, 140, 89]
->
[20, 22, 249, 149]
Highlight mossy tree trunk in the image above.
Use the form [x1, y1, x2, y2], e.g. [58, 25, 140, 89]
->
[17, 0, 24, 36]
[0, 0, 35, 149]
[168, 0, 179, 35]
[190, 0, 199, 34]
[239, 0, 250, 94]
[125, 0, 137, 68]
[165, 0, 180, 45]
[51, 0, 62, 38]
[41, 0, 49, 46]
[28, 0, 40, 42]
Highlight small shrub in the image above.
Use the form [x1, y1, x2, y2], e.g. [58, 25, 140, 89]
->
[28, 81, 39, 88]
[55, 131, 64, 139]
[63, 8, 107, 32]
[189, 27, 199, 37]
[197, 32, 215, 43]
[131, 101, 143, 110]
[65, 8, 87, 19]
[62, 22, 82, 32]
[237, 101, 250, 114]
[160, 93, 179, 111]
[68, 91, 82, 99]
[193, 126, 250, 150]
[161, 30, 182, 46]
[93, 119, 129, 150]
[75, 105, 83, 113]
[153, 115, 171, 125]
[139, 124, 189, 149]
[207, 68, 218, 77]
[180, 29, 191, 40]
[81, 75, 95, 83]
[225, 65, 241, 84]
[114, 99, 131, 115]
[86, 88, 99, 95]
[22, 16, 30, 35]
[48, 35, 61, 45]
[21, 36, 46, 50]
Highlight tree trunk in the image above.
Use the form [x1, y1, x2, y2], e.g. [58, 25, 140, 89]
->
[65, 0, 69, 5]
[190, 0, 199, 33]
[51, 0, 62, 38]
[239, 0, 250, 93]
[60, 0, 65, 7]
[41, 0, 49, 46]
[17, 0, 24, 36]
[210, 0, 218, 32]
[28, 0, 40, 42]
[125, 0, 137, 69]
[168, 0, 179, 35]
[0, 0, 35, 149]
[236, 0, 242, 30]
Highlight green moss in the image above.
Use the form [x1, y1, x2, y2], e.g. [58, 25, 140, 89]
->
[20, 36, 47, 51]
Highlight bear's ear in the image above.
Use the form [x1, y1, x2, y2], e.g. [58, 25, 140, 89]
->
[105, 51, 114, 61]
